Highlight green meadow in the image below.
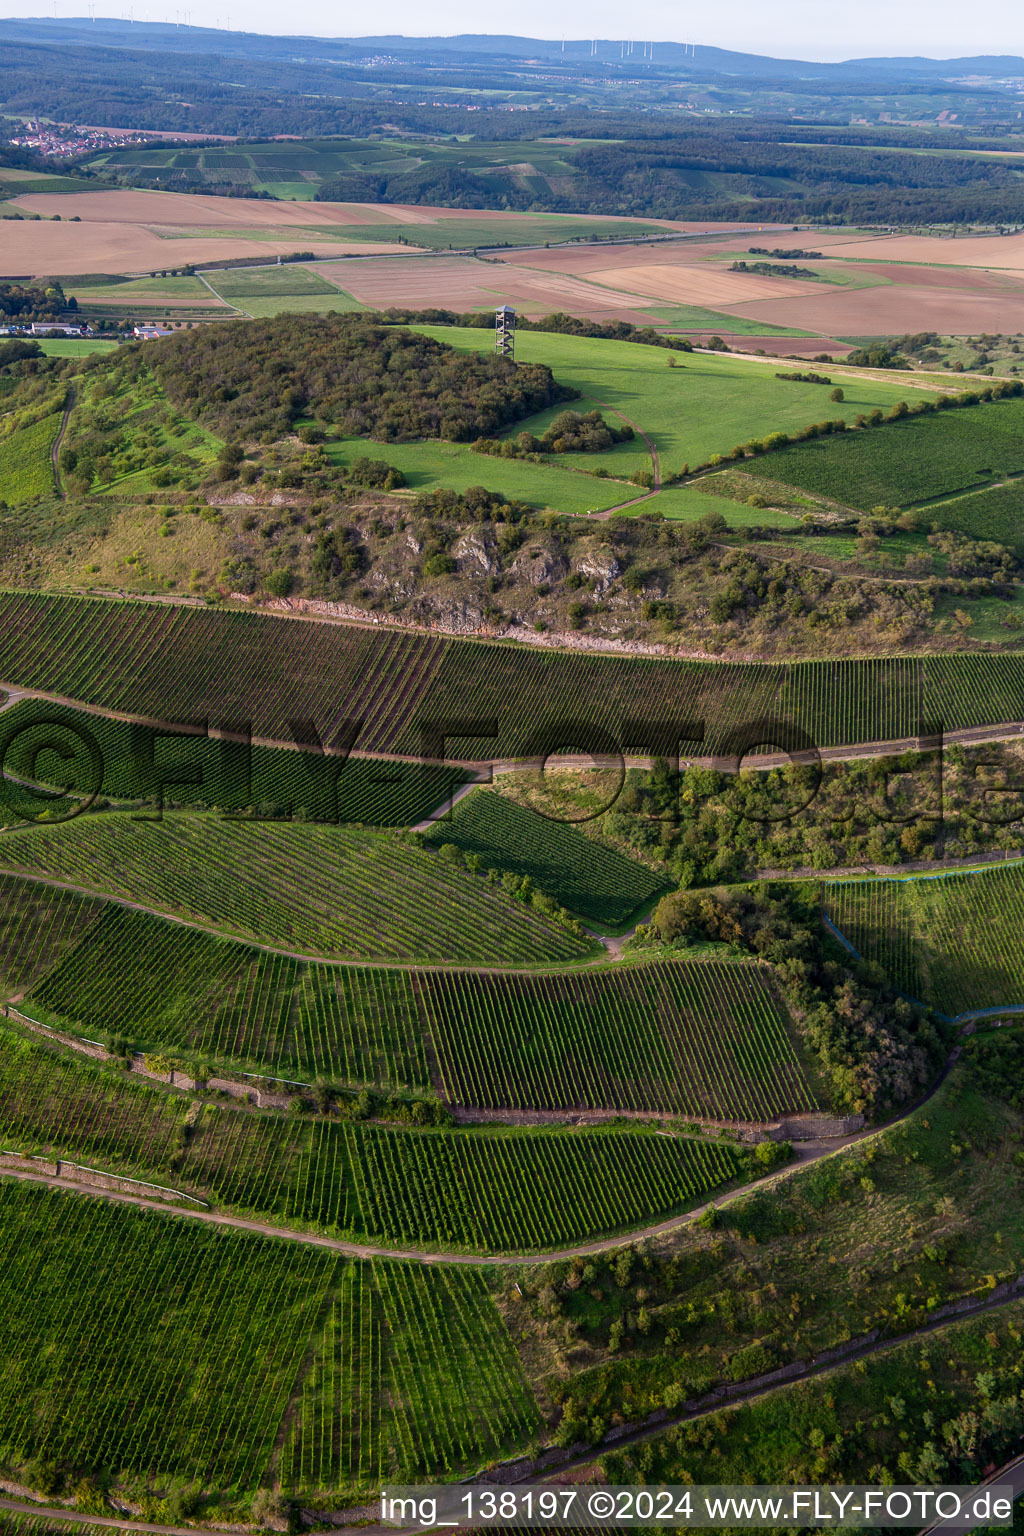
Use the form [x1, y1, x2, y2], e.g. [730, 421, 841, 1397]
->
[413, 325, 942, 479]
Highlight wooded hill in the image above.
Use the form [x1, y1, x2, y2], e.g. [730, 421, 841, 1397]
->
[151, 315, 575, 443]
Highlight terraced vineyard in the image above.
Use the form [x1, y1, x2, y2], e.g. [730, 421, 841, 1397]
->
[0, 699, 470, 826]
[6, 892, 815, 1121]
[0, 1179, 542, 1492]
[0, 813, 592, 964]
[0, 874, 102, 995]
[0, 1178, 338, 1489]
[1, 592, 1022, 761]
[280, 1260, 541, 1490]
[0, 413, 61, 505]
[424, 790, 665, 925]
[418, 960, 816, 1120]
[347, 1123, 746, 1250]
[0, 1024, 748, 1249]
[826, 863, 1024, 1018]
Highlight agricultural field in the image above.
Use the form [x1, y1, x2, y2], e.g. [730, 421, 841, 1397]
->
[424, 789, 665, 925]
[0, 874, 102, 996]
[0, 412, 60, 504]
[8, 895, 813, 1125]
[6, 182, 1024, 1512]
[2, 594, 1024, 757]
[0, 813, 593, 964]
[826, 861, 1024, 1018]
[418, 959, 817, 1120]
[0, 1177, 340, 1490]
[927, 478, 1024, 557]
[0, 1176, 550, 1491]
[741, 393, 1024, 510]
[0, 1021, 750, 1249]
[0, 698, 472, 826]
[347, 1121, 747, 1249]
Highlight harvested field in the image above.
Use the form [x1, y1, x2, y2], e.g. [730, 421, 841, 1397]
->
[494, 235, 769, 276]
[0, 219, 408, 278]
[792, 229, 1024, 273]
[316, 253, 654, 320]
[9, 189, 404, 228]
[586, 260, 823, 305]
[726, 280, 1024, 337]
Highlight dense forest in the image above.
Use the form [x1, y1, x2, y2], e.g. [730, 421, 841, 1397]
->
[150, 315, 574, 441]
[0, 281, 75, 323]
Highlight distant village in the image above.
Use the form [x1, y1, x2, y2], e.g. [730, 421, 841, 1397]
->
[8, 120, 187, 158]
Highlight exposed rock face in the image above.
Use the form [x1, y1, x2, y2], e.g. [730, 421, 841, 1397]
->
[508, 546, 567, 585]
[452, 527, 498, 576]
[572, 543, 622, 593]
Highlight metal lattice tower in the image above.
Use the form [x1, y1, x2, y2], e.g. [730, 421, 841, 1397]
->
[495, 305, 516, 361]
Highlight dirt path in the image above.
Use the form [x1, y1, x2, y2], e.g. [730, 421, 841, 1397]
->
[575, 397, 663, 518]
[0, 1498, 229, 1536]
[50, 388, 74, 500]
[8, 679, 1024, 777]
[0, 1030, 979, 1266]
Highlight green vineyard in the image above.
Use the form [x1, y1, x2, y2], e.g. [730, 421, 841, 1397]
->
[0, 1024, 748, 1250]
[826, 861, 1024, 1017]
[424, 789, 665, 925]
[0, 699, 469, 827]
[0, 1179, 337, 1490]
[1, 591, 1022, 759]
[0, 813, 592, 964]
[742, 395, 1024, 510]
[3, 890, 816, 1122]
[0, 874, 102, 996]
[0, 1180, 540, 1492]
[417, 960, 817, 1120]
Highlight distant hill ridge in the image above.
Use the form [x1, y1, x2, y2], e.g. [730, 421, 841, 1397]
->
[1, 18, 1021, 81]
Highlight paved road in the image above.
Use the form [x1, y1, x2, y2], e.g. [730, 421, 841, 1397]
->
[919, 1451, 1024, 1534]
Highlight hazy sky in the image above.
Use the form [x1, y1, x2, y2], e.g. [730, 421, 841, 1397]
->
[3, 0, 1023, 60]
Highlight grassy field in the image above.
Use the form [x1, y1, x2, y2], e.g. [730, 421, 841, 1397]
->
[324, 432, 634, 513]
[646, 481, 800, 527]
[0, 812, 594, 964]
[649, 304, 818, 337]
[34, 338, 119, 358]
[203, 264, 345, 299]
[411, 325, 942, 480]
[66, 274, 220, 307]
[743, 395, 1024, 510]
[0, 412, 59, 503]
[424, 788, 665, 924]
[239, 291, 363, 317]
